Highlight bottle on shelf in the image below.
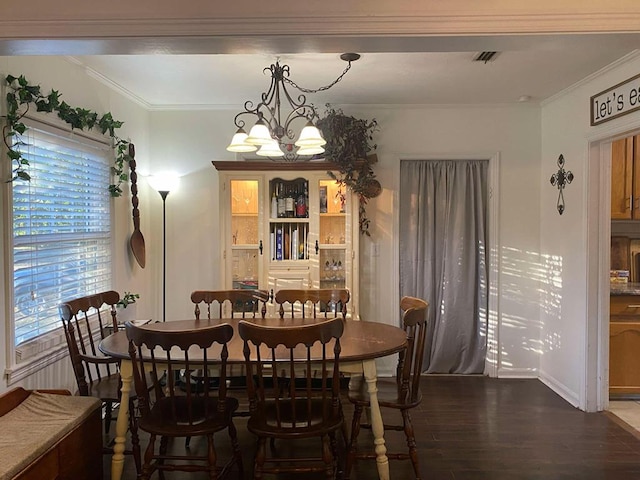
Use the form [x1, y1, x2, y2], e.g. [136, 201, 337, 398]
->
[285, 184, 295, 218]
[296, 182, 307, 218]
[277, 182, 286, 218]
[271, 184, 278, 219]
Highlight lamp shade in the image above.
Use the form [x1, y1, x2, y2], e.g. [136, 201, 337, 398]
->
[256, 139, 285, 157]
[296, 144, 325, 156]
[245, 119, 273, 146]
[226, 128, 257, 152]
[147, 173, 180, 193]
[294, 121, 326, 147]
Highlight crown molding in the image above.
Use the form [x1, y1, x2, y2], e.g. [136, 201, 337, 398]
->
[541, 50, 640, 106]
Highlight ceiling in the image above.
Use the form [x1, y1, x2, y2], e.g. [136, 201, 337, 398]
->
[72, 43, 637, 109]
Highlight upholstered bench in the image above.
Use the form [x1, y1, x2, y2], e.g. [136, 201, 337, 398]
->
[0, 387, 102, 480]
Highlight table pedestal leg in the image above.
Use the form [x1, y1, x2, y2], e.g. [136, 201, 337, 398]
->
[112, 359, 132, 480]
[362, 359, 389, 480]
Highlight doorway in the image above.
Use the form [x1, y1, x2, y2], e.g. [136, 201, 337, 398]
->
[397, 157, 499, 375]
[588, 126, 640, 413]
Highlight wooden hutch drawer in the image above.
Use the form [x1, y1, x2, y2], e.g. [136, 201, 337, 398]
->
[610, 295, 640, 318]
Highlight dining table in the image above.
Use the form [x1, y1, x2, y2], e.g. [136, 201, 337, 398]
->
[99, 316, 408, 480]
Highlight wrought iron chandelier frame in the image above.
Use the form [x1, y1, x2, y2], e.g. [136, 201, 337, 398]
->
[228, 53, 360, 160]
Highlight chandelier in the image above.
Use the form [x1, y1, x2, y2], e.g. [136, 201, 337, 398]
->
[226, 53, 360, 160]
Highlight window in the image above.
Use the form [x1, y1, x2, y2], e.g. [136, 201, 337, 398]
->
[12, 120, 112, 346]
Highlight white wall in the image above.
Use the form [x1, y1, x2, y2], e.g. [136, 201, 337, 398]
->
[0, 56, 153, 392]
[146, 104, 543, 376]
[540, 52, 640, 409]
[146, 110, 235, 323]
[355, 105, 542, 375]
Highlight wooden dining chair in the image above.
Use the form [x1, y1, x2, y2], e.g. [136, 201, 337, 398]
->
[192, 289, 269, 320]
[274, 288, 353, 413]
[239, 317, 345, 479]
[58, 290, 141, 474]
[189, 288, 270, 407]
[125, 321, 243, 480]
[274, 288, 350, 319]
[345, 296, 429, 480]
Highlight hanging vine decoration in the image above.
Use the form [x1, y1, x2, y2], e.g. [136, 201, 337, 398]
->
[316, 105, 380, 235]
[549, 154, 574, 215]
[3, 74, 130, 196]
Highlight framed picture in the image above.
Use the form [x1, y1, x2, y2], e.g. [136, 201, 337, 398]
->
[319, 185, 328, 213]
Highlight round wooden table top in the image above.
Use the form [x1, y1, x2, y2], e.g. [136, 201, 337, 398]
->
[99, 317, 408, 363]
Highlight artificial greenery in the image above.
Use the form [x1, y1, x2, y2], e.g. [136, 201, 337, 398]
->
[317, 106, 380, 235]
[117, 291, 140, 309]
[3, 74, 130, 196]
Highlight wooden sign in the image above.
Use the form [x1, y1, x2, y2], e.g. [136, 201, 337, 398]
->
[591, 73, 640, 126]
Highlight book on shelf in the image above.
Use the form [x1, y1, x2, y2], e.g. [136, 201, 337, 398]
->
[291, 228, 298, 261]
[284, 230, 290, 260]
[270, 232, 275, 261]
[276, 227, 283, 261]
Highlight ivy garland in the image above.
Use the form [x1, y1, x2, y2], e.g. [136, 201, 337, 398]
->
[317, 106, 380, 235]
[3, 74, 130, 196]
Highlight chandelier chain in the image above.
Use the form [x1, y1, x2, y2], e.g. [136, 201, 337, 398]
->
[282, 60, 354, 94]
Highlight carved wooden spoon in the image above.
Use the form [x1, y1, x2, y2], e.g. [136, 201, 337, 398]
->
[128, 143, 146, 268]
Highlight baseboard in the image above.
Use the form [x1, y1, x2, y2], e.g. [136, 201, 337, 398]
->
[496, 367, 537, 378]
[538, 369, 581, 408]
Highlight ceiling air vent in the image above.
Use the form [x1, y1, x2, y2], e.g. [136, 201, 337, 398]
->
[474, 51, 499, 63]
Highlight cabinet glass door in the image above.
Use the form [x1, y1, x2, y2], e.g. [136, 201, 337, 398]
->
[318, 179, 347, 289]
[230, 179, 260, 289]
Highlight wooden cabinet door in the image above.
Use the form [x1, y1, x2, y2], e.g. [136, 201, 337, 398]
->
[610, 321, 640, 395]
[610, 295, 640, 395]
[633, 136, 640, 219]
[611, 137, 634, 219]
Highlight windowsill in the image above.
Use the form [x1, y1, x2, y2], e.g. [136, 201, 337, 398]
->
[5, 314, 106, 386]
[5, 339, 69, 386]
[15, 327, 67, 362]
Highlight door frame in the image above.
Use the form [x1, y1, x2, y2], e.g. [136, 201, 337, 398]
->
[588, 120, 640, 412]
[394, 153, 500, 376]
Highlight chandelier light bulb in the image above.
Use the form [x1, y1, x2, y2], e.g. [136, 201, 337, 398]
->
[226, 128, 257, 152]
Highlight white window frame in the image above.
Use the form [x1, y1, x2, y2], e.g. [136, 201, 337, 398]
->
[4, 114, 115, 384]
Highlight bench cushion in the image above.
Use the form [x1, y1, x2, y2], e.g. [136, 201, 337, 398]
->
[0, 392, 101, 480]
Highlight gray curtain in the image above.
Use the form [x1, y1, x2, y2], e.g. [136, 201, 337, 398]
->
[399, 160, 488, 374]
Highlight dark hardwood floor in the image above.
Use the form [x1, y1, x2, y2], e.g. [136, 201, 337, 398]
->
[105, 376, 640, 479]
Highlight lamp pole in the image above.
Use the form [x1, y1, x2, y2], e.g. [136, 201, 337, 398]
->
[148, 173, 179, 324]
[158, 190, 169, 322]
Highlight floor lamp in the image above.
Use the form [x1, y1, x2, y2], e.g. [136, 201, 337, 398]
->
[148, 174, 180, 322]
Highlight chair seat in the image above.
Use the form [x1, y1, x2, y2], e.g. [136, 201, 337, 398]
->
[139, 396, 239, 437]
[347, 376, 422, 409]
[85, 373, 127, 402]
[248, 398, 343, 438]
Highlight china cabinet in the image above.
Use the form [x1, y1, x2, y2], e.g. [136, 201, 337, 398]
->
[212, 161, 359, 318]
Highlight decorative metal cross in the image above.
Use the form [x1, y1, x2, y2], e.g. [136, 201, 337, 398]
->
[549, 154, 574, 215]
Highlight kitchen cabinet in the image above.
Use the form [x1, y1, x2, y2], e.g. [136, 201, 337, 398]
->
[609, 293, 640, 396]
[212, 161, 359, 318]
[611, 135, 640, 219]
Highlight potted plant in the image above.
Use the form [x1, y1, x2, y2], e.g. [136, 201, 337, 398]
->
[117, 291, 140, 309]
[316, 106, 380, 235]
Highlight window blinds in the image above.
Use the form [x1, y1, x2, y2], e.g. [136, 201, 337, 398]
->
[13, 120, 112, 345]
